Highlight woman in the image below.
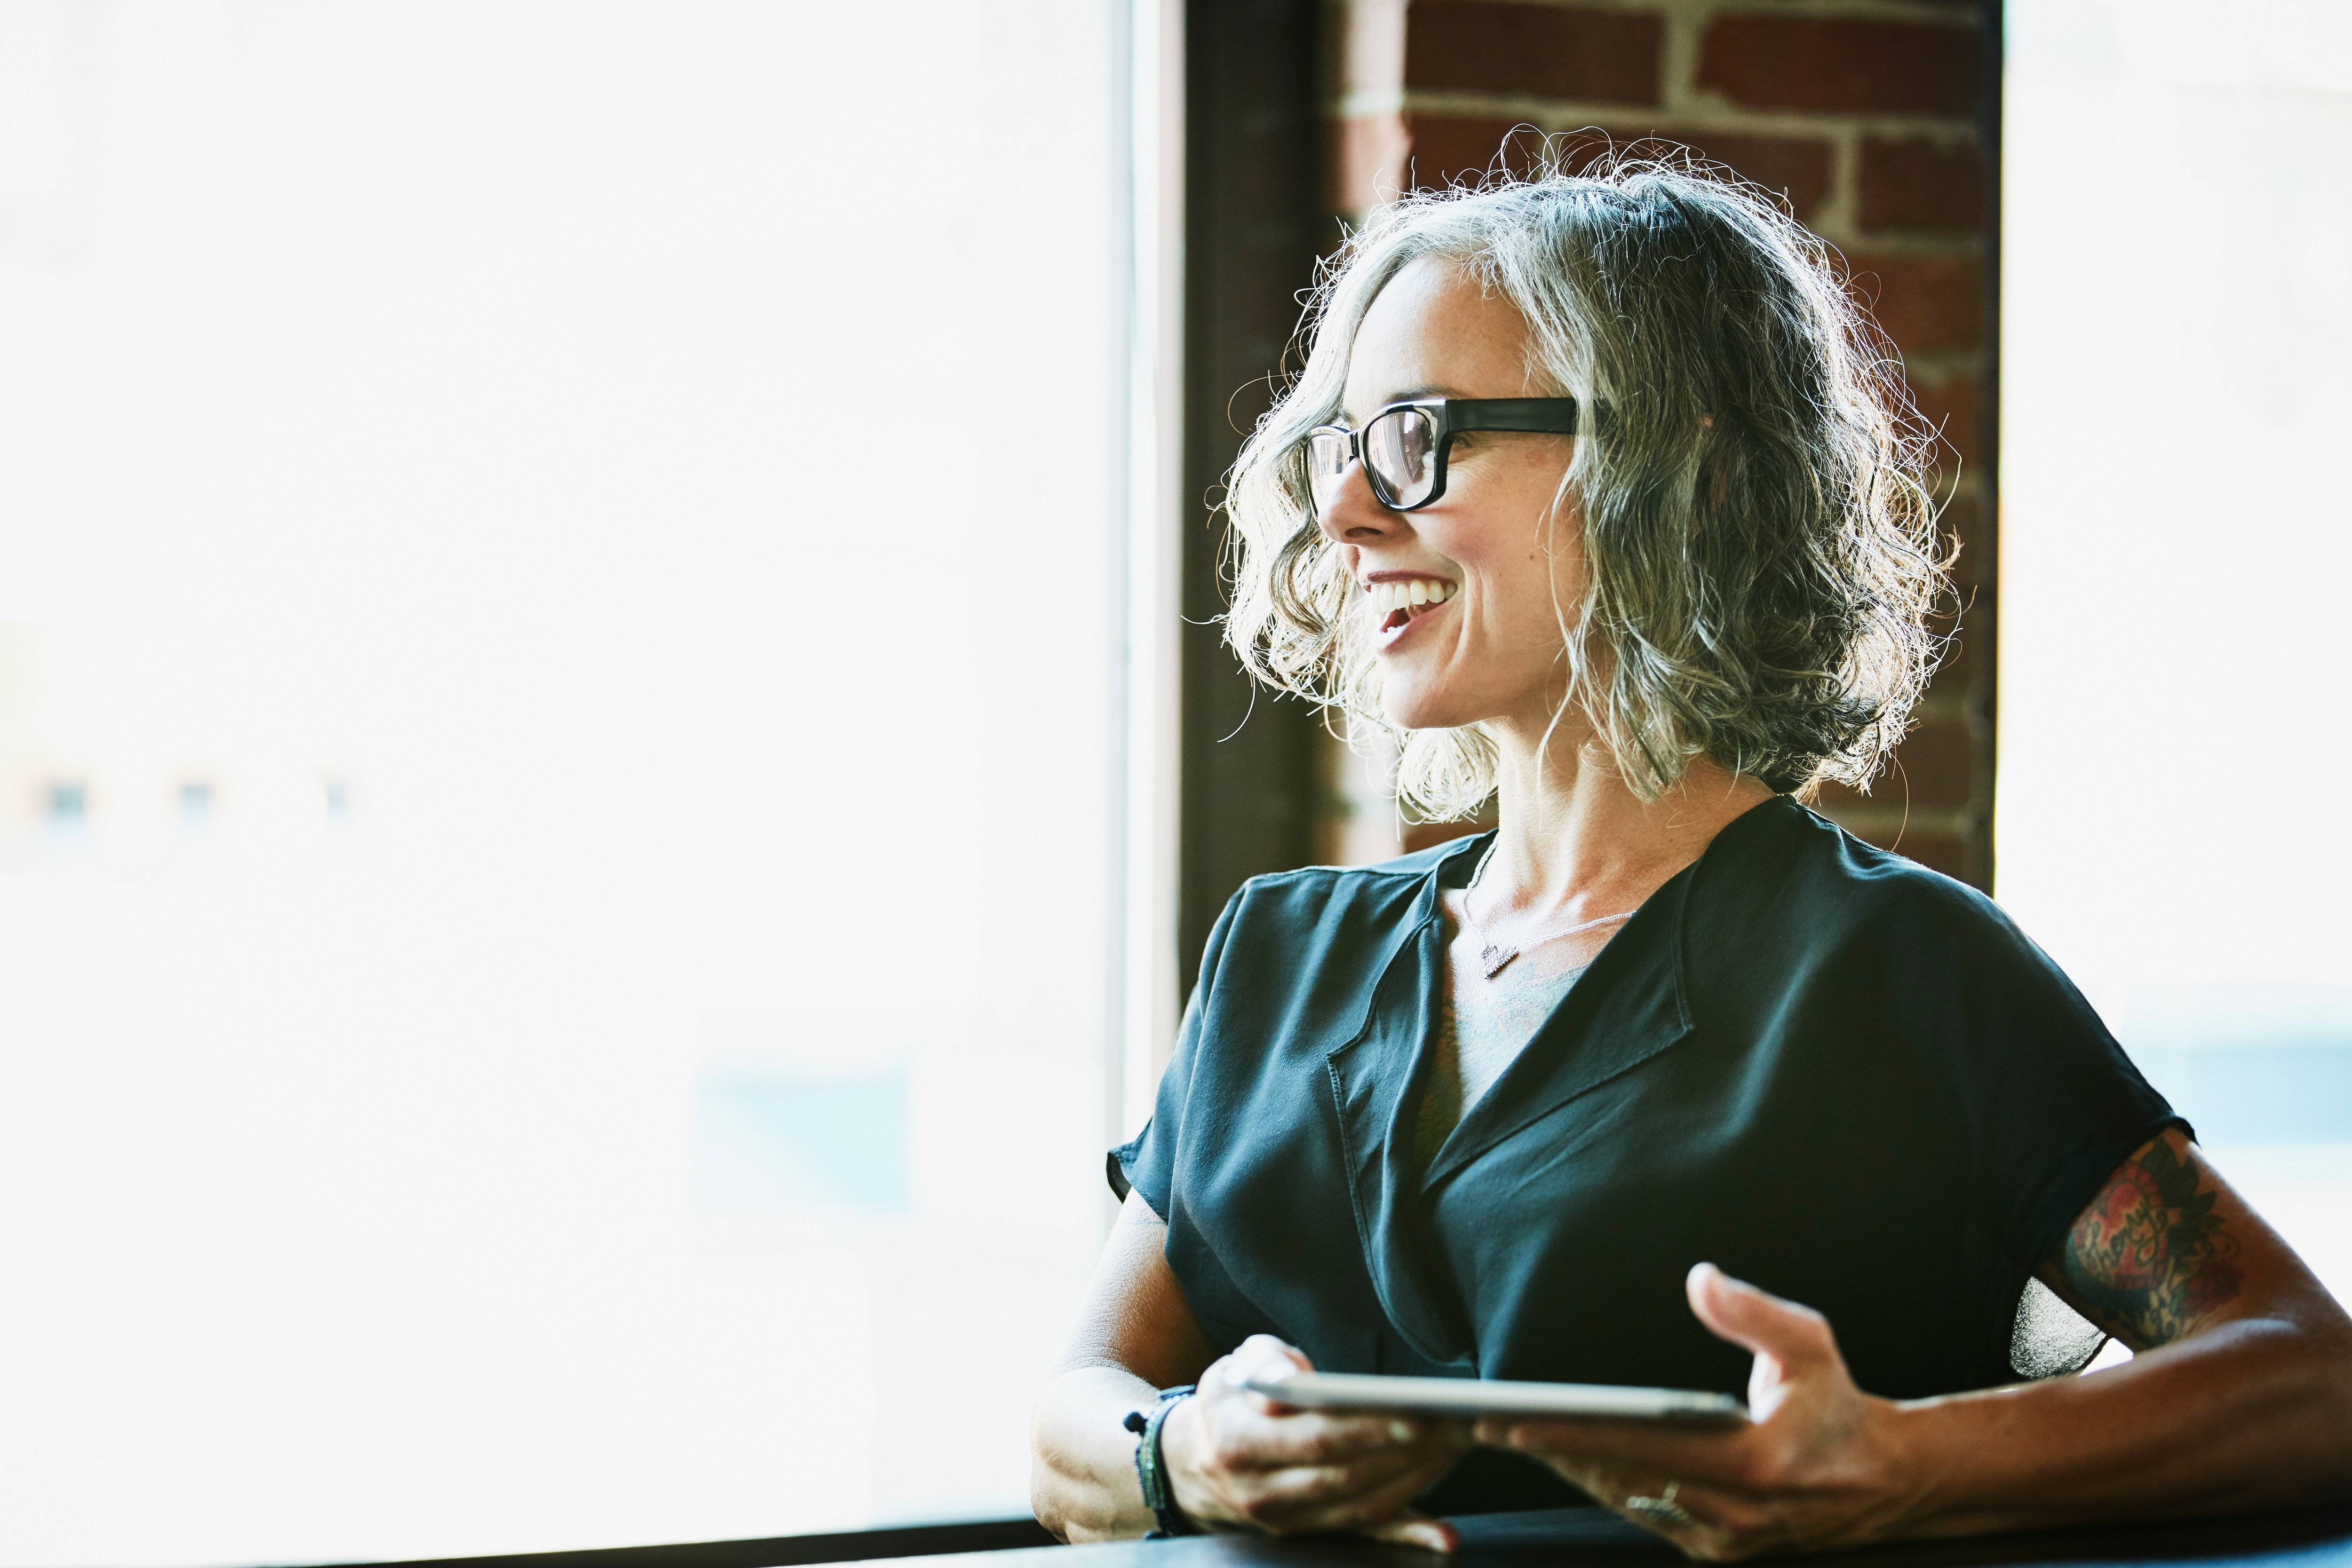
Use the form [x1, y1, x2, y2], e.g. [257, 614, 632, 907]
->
[1028, 160, 2352, 1558]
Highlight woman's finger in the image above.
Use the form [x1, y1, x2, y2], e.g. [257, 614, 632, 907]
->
[1242, 1439, 1452, 1510]
[1606, 1474, 1791, 1559]
[1222, 1335, 1314, 1390]
[1350, 1510, 1462, 1553]
[1471, 1413, 1748, 1486]
[1257, 1447, 1468, 1536]
[1233, 1408, 1466, 1467]
[1685, 1264, 1839, 1378]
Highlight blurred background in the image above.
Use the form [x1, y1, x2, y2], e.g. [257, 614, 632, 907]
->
[0, 3, 1131, 1561]
[0, 1, 2342, 1564]
[1999, 0, 2352, 1332]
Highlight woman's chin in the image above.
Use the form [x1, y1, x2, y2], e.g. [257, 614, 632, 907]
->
[1380, 691, 1483, 733]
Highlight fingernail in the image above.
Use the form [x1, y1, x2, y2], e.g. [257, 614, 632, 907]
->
[1390, 1419, 1415, 1442]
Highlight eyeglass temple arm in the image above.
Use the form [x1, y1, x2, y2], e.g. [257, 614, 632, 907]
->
[1448, 397, 1580, 435]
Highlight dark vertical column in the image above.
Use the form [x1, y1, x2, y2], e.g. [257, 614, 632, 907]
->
[1968, 0, 2003, 894]
[1177, 0, 1325, 988]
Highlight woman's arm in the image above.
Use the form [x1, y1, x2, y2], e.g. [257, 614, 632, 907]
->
[1029, 1189, 1467, 1547]
[1029, 1191, 1221, 1541]
[1912, 1129, 2352, 1530]
[1476, 1130, 2352, 1558]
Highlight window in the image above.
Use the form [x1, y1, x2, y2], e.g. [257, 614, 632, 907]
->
[2003, 0, 2352, 1305]
[0, 5, 1142, 1563]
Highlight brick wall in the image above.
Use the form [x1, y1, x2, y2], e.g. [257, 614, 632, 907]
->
[1318, 0, 1997, 887]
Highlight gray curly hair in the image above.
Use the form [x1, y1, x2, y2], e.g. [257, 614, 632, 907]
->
[1221, 152, 1952, 817]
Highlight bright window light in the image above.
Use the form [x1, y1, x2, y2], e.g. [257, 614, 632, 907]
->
[2002, 0, 2352, 1304]
[0, 4, 1127, 1563]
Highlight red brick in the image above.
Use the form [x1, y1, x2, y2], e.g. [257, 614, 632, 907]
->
[1909, 372, 1981, 471]
[1406, 1, 1661, 105]
[1563, 128, 1836, 221]
[1401, 120, 1832, 219]
[1859, 137, 1986, 234]
[1672, 132, 1834, 222]
[1697, 17, 1978, 115]
[1847, 253, 1983, 358]
[1883, 717, 1978, 809]
[1816, 716, 1976, 816]
[1401, 114, 1545, 188]
[1330, 111, 1413, 211]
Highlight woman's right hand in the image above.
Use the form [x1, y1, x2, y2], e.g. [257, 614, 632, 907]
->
[1158, 1335, 1470, 1550]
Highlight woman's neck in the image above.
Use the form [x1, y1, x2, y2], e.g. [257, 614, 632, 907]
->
[1474, 719, 1775, 925]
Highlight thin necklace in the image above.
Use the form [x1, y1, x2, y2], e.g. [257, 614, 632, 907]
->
[1457, 839, 1637, 980]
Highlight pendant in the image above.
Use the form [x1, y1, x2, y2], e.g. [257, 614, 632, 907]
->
[1479, 942, 1518, 979]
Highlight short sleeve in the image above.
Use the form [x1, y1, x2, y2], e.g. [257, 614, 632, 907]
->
[1105, 887, 1245, 1218]
[1900, 887, 2189, 1275]
[1106, 987, 1201, 1216]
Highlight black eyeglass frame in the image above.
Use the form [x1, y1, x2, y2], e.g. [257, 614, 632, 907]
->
[1305, 396, 1581, 514]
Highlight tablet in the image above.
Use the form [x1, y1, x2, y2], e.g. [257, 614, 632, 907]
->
[1238, 1370, 1748, 1425]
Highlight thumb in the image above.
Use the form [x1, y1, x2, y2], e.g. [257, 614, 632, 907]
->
[1685, 1262, 1837, 1371]
[1225, 1333, 1313, 1381]
[1223, 1334, 1314, 1410]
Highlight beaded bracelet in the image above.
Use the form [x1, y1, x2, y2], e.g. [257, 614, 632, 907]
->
[1121, 1385, 1199, 1538]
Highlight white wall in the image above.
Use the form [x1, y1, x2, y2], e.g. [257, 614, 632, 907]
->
[0, 3, 1129, 1562]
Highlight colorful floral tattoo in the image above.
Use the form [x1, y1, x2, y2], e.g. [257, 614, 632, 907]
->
[2057, 1133, 2243, 1348]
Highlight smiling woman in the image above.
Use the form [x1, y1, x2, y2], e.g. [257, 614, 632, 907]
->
[1223, 163, 1944, 820]
[1028, 156, 2352, 1560]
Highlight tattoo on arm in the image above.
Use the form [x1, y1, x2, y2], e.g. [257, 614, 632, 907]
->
[2057, 1133, 2244, 1348]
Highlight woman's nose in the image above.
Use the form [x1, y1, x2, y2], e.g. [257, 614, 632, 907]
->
[1316, 460, 1403, 545]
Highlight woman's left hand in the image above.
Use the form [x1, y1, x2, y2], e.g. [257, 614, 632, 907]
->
[1474, 1264, 1923, 1560]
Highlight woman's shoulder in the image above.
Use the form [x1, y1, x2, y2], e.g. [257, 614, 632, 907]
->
[1195, 836, 1479, 994]
[1691, 797, 2090, 1041]
[1220, 836, 1477, 926]
[1701, 796, 2015, 949]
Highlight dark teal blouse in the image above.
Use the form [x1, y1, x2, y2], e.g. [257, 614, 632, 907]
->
[1111, 797, 2178, 1508]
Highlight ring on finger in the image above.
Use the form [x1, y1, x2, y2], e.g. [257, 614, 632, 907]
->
[1623, 1480, 1697, 1530]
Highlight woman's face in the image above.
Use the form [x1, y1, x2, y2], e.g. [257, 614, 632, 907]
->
[1320, 256, 1580, 736]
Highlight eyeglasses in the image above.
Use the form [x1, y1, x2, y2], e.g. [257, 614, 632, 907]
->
[1304, 397, 1580, 514]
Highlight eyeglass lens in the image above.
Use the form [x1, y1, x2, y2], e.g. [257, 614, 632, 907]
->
[1365, 406, 1439, 508]
[1307, 407, 1443, 515]
[1306, 430, 1353, 514]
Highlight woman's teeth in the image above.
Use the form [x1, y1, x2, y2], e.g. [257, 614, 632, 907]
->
[1367, 579, 1456, 616]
